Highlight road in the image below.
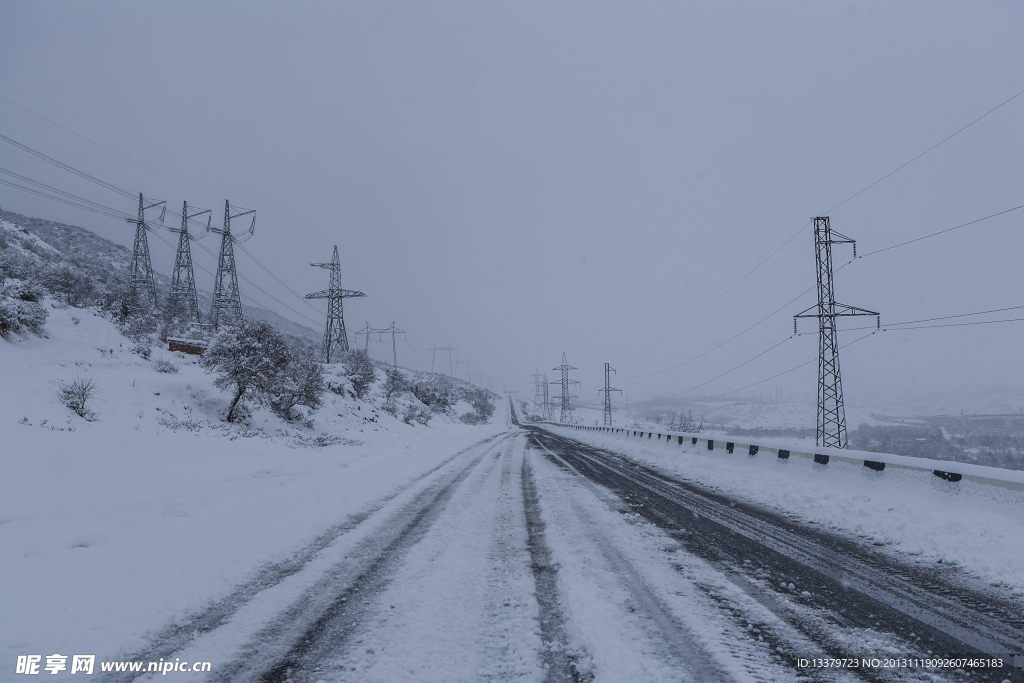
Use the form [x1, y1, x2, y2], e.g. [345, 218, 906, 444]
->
[103, 404, 1024, 682]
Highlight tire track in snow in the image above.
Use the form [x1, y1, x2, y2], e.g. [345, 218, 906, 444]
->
[225, 434, 514, 682]
[527, 440, 747, 682]
[100, 432, 510, 683]
[520, 454, 587, 683]
[533, 427, 1024, 682]
[291, 432, 546, 682]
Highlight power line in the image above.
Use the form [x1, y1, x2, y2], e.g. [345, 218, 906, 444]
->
[0, 166, 133, 219]
[614, 221, 809, 364]
[0, 133, 136, 200]
[403, 339, 430, 363]
[711, 331, 877, 399]
[620, 284, 816, 378]
[857, 203, 1024, 259]
[0, 177, 130, 221]
[237, 241, 325, 316]
[0, 137, 214, 236]
[612, 84, 1024, 365]
[634, 335, 795, 406]
[623, 194, 1022, 380]
[707, 310, 1024, 401]
[821, 85, 1024, 215]
[886, 316, 1024, 332]
[0, 96, 224, 201]
[813, 303, 1024, 334]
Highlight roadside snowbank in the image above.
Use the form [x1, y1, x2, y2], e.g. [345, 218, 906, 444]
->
[545, 425, 1024, 595]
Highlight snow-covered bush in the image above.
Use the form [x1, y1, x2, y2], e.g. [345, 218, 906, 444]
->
[200, 321, 292, 423]
[0, 278, 49, 337]
[132, 341, 152, 360]
[41, 262, 94, 307]
[403, 404, 432, 426]
[411, 383, 452, 414]
[382, 367, 406, 405]
[268, 350, 326, 422]
[459, 388, 496, 424]
[57, 376, 98, 420]
[0, 298, 47, 337]
[152, 356, 180, 374]
[342, 349, 376, 399]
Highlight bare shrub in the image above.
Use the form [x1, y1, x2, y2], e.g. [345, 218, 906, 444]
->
[668, 410, 704, 433]
[57, 376, 98, 420]
[382, 367, 406, 405]
[131, 341, 152, 360]
[152, 356, 180, 374]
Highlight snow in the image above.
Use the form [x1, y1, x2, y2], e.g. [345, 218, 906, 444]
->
[0, 304, 505, 666]
[545, 425, 1024, 594]
[318, 434, 543, 682]
[7, 302, 1024, 680]
[528, 444, 795, 681]
[1, 219, 61, 256]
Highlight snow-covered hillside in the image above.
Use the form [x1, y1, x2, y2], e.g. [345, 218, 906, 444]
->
[0, 211, 321, 348]
[0, 299, 505, 666]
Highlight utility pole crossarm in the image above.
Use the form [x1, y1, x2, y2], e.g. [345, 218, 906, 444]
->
[305, 289, 366, 300]
[795, 302, 878, 319]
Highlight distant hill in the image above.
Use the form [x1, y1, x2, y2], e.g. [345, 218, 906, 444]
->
[0, 208, 321, 348]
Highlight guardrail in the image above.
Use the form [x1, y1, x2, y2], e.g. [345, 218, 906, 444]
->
[534, 421, 1024, 493]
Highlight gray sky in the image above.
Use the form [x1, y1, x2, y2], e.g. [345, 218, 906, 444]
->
[2, 1, 1023, 409]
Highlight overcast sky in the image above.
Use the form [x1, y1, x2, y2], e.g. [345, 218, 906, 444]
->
[2, 1, 1023, 410]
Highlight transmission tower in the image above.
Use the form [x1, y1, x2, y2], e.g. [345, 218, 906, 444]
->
[532, 368, 545, 413]
[551, 352, 580, 424]
[429, 344, 457, 376]
[305, 245, 367, 363]
[794, 217, 879, 449]
[455, 359, 473, 381]
[355, 323, 374, 352]
[542, 374, 551, 420]
[168, 201, 210, 328]
[368, 322, 406, 368]
[598, 362, 621, 426]
[128, 192, 164, 309]
[210, 200, 254, 330]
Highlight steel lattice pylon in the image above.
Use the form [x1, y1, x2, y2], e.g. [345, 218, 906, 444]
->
[532, 367, 545, 415]
[306, 245, 366, 363]
[551, 352, 579, 424]
[542, 374, 550, 421]
[210, 200, 245, 330]
[795, 217, 879, 449]
[168, 201, 208, 328]
[428, 344, 457, 376]
[129, 193, 162, 309]
[598, 362, 621, 426]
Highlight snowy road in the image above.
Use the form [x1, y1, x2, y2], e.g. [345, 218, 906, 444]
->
[106, 413, 1024, 682]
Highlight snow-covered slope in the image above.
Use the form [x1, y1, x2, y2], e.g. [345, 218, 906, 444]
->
[0, 305, 505, 665]
[1, 209, 321, 348]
